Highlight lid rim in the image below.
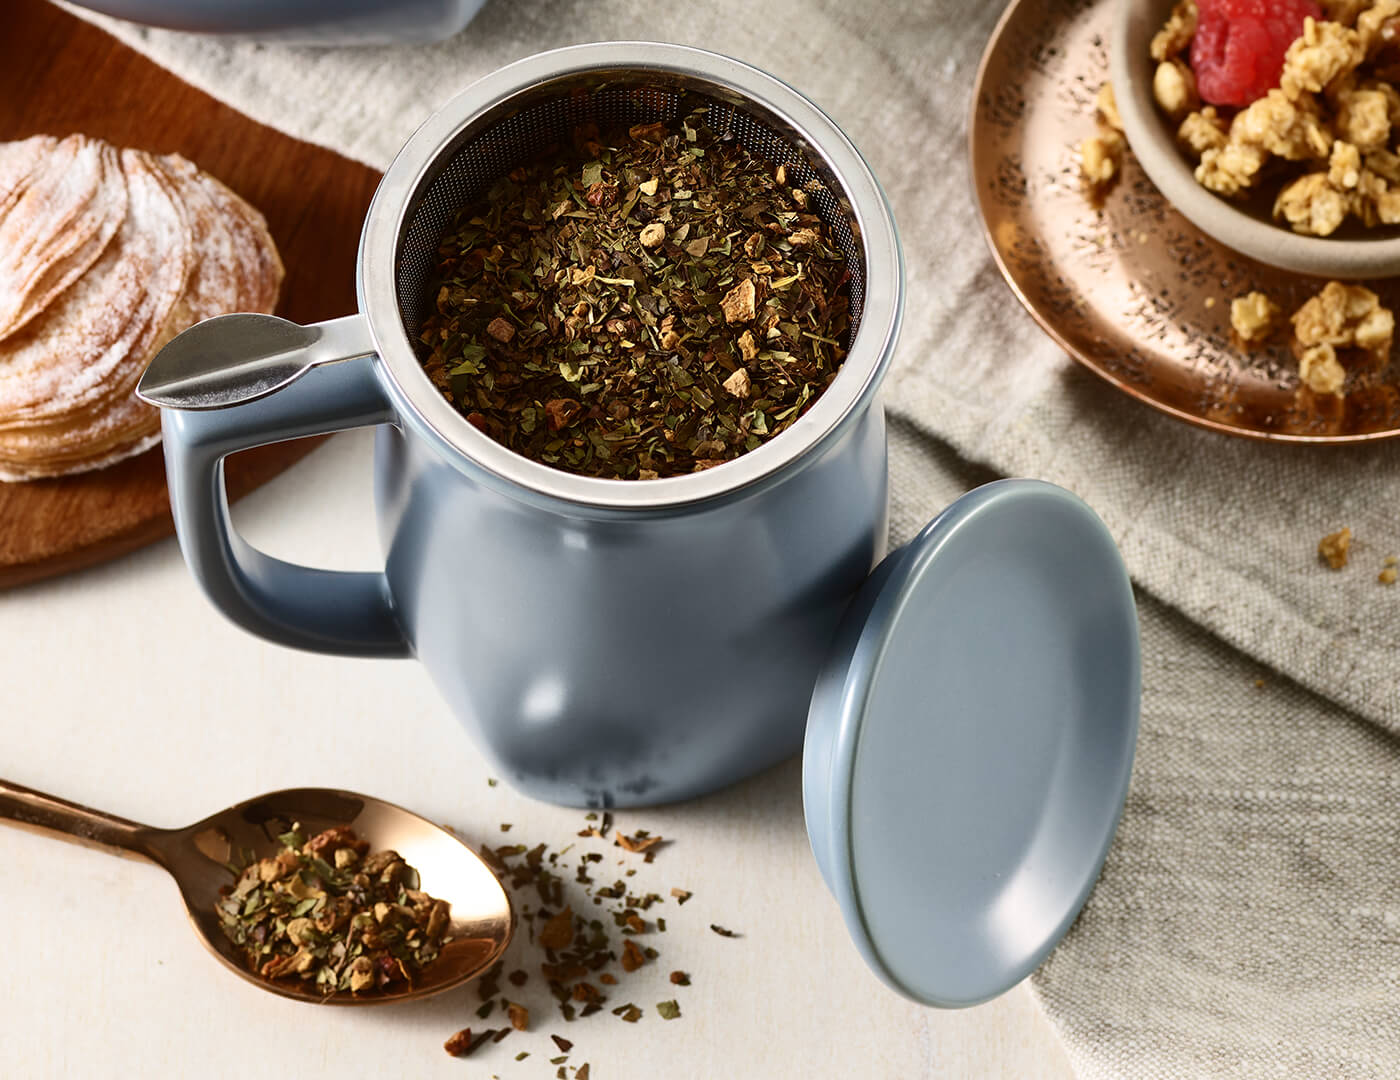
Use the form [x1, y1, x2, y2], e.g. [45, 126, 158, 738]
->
[811, 479, 1141, 1007]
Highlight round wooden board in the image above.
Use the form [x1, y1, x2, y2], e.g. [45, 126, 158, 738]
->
[0, 0, 383, 588]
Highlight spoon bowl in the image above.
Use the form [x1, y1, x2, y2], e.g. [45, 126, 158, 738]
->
[0, 780, 513, 1005]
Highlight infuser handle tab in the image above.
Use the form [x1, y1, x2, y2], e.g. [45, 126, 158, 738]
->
[148, 313, 410, 658]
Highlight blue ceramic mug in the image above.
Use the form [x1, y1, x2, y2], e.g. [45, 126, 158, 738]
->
[141, 44, 904, 808]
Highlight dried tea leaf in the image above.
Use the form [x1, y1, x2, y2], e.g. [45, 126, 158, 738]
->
[540, 906, 575, 951]
[621, 938, 647, 972]
[615, 831, 665, 855]
[657, 999, 682, 1020]
[710, 924, 740, 938]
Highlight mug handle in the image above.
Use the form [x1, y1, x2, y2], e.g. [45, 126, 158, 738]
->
[156, 313, 410, 658]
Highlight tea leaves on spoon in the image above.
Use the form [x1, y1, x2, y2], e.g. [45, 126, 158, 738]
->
[214, 824, 451, 996]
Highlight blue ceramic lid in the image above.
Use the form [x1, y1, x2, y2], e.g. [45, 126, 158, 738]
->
[802, 478, 1140, 1007]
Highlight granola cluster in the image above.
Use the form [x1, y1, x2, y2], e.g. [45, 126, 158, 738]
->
[1318, 526, 1353, 567]
[1229, 279, 1394, 394]
[1317, 528, 1398, 582]
[1154, 0, 1400, 235]
[1081, 84, 1128, 196]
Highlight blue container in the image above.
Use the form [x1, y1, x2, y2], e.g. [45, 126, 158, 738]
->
[144, 42, 906, 808]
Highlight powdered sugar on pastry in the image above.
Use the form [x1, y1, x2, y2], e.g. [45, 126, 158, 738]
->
[0, 136, 114, 337]
[0, 147, 189, 426]
[0, 136, 57, 220]
[0, 137, 282, 480]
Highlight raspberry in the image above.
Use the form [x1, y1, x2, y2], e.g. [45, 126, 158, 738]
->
[1190, 0, 1321, 107]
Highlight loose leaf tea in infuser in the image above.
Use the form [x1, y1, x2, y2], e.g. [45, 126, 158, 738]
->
[214, 824, 451, 996]
[417, 108, 852, 480]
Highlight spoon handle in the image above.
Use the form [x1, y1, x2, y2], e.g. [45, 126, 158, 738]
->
[0, 778, 160, 863]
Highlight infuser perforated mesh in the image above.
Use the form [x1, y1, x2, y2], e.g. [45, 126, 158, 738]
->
[395, 79, 866, 344]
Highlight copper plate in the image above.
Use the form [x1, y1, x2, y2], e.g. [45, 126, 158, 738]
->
[970, 0, 1400, 442]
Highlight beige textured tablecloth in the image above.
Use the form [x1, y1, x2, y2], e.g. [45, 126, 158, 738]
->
[59, 0, 1400, 1075]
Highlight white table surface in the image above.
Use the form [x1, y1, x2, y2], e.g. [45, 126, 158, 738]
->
[0, 430, 1075, 1079]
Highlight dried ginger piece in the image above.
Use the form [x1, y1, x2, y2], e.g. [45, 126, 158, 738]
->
[1291, 280, 1395, 353]
[1274, 171, 1350, 234]
[1230, 291, 1282, 345]
[1178, 108, 1229, 156]
[1318, 528, 1352, 569]
[1280, 18, 1365, 100]
[1154, 60, 1200, 120]
[1299, 343, 1347, 394]
[719, 278, 756, 323]
[1151, 0, 1198, 61]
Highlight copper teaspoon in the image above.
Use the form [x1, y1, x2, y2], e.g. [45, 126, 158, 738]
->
[0, 779, 513, 1004]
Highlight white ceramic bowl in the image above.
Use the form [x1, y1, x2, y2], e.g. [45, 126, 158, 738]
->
[1110, 0, 1400, 280]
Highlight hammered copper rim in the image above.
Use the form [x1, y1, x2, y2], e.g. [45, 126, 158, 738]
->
[970, 0, 1400, 444]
